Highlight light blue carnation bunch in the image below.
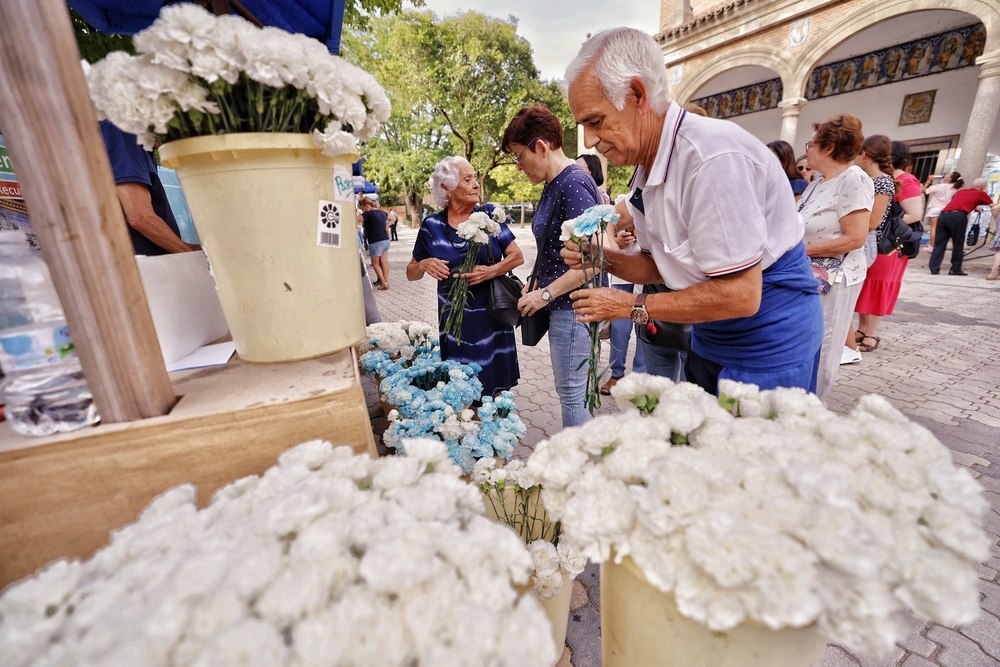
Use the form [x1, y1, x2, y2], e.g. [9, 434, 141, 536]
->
[381, 359, 483, 418]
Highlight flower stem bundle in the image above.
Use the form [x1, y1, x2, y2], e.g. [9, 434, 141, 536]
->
[560, 205, 620, 414]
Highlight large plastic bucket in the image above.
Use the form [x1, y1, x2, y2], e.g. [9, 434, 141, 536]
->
[159, 133, 364, 363]
[601, 555, 827, 666]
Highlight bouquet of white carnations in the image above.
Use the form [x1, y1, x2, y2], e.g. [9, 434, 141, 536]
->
[84, 4, 390, 156]
[358, 321, 438, 357]
[0, 440, 557, 667]
[473, 458, 586, 600]
[525, 374, 990, 656]
[442, 208, 505, 343]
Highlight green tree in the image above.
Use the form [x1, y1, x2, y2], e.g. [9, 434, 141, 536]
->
[343, 12, 446, 224]
[420, 12, 542, 200]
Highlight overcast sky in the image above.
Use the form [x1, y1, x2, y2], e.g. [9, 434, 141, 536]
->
[408, 1, 662, 81]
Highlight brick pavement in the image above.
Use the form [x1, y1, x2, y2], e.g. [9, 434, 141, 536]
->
[365, 222, 1000, 667]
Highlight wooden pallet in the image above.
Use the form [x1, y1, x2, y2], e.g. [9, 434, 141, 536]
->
[0, 349, 376, 588]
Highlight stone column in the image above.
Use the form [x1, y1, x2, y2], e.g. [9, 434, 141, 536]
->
[957, 53, 1000, 181]
[672, 0, 693, 27]
[777, 97, 808, 146]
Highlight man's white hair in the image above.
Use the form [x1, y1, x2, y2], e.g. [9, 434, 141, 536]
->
[972, 177, 987, 189]
[565, 27, 671, 115]
[430, 156, 470, 209]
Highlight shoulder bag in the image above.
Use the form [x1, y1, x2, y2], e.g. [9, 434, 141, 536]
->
[520, 214, 559, 346]
[485, 241, 526, 328]
[877, 201, 920, 256]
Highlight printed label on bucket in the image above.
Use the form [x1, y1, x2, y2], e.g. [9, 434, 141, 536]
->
[316, 200, 342, 248]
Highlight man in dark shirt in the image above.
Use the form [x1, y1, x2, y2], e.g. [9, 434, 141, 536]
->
[930, 177, 1000, 275]
[100, 120, 196, 255]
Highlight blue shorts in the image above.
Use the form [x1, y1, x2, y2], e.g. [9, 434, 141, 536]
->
[368, 240, 391, 257]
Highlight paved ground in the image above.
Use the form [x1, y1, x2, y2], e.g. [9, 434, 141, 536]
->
[363, 222, 1000, 667]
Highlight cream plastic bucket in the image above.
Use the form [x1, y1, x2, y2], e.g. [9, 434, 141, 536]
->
[601, 555, 827, 667]
[159, 133, 364, 363]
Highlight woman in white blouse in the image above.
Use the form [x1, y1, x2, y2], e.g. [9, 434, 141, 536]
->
[798, 113, 873, 403]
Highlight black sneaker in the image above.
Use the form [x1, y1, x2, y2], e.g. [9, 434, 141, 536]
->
[949, 270, 968, 276]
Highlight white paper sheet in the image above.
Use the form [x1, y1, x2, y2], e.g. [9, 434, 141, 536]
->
[136, 251, 229, 366]
[166, 341, 236, 372]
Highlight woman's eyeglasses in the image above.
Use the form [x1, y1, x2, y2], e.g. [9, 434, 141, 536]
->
[513, 137, 540, 164]
[797, 166, 809, 172]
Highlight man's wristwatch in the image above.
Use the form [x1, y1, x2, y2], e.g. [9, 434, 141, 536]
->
[629, 293, 650, 326]
[541, 289, 552, 303]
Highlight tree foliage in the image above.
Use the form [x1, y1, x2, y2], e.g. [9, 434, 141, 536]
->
[344, 10, 577, 216]
[71, 8, 135, 63]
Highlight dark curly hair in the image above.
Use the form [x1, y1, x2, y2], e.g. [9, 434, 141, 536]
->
[501, 104, 564, 155]
[811, 113, 864, 163]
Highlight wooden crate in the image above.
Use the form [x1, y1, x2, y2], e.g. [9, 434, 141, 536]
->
[0, 348, 376, 588]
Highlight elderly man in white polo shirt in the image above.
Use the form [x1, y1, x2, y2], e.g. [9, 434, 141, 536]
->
[562, 27, 823, 395]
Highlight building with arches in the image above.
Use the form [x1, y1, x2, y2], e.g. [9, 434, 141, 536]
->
[656, 0, 1000, 189]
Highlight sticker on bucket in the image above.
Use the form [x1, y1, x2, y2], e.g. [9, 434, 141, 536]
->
[333, 165, 354, 202]
[317, 200, 342, 248]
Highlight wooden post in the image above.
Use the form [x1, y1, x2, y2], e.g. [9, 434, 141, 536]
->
[0, 0, 175, 422]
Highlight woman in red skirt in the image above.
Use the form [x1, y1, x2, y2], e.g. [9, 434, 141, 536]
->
[854, 141, 924, 351]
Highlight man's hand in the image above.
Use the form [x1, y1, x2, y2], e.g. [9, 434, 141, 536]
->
[570, 287, 633, 323]
[560, 238, 590, 270]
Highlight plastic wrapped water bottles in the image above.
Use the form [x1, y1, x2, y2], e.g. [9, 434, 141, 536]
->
[0, 230, 99, 435]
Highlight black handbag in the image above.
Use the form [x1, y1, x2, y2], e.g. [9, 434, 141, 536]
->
[487, 272, 525, 328]
[635, 284, 691, 352]
[520, 213, 559, 347]
[877, 202, 920, 255]
[520, 274, 550, 346]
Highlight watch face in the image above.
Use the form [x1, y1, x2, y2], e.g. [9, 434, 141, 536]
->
[629, 307, 650, 326]
[541, 289, 551, 302]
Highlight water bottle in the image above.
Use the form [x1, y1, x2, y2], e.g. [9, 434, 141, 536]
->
[0, 230, 99, 435]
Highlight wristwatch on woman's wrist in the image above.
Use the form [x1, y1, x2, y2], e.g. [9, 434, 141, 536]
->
[541, 289, 552, 303]
[629, 293, 650, 325]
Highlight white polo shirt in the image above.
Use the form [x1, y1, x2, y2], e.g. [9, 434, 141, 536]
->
[629, 103, 804, 290]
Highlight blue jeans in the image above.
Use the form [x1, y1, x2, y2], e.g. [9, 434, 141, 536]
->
[639, 339, 687, 382]
[609, 284, 646, 378]
[549, 308, 591, 428]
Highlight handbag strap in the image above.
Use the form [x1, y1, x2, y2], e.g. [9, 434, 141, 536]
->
[527, 198, 560, 292]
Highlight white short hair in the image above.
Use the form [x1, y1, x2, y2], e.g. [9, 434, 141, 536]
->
[430, 156, 470, 208]
[565, 27, 671, 115]
[972, 177, 987, 189]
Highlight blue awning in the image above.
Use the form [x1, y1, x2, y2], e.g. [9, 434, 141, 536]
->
[353, 176, 377, 194]
[69, 0, 347, 54]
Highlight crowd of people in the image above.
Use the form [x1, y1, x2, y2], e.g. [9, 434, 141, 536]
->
[360, 27, 999, 419]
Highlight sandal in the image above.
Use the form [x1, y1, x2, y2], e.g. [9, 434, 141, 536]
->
[854, 329, 866, 344]
[858, 335, 880, 352]
[600, 377, 619, 396]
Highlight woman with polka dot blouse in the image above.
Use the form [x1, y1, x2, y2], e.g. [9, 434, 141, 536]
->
[502, 104, 602, 428]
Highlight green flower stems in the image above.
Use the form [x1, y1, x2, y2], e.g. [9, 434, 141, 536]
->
[442, 242, 483, 345]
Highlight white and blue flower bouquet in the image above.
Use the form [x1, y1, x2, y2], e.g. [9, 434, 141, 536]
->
[560, 204, 619, 413]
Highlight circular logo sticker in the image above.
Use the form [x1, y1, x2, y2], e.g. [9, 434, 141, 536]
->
[320, 203, 341, 229]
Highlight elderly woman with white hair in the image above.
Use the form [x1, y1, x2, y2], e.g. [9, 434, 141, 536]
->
[406, 156, 524, 396]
